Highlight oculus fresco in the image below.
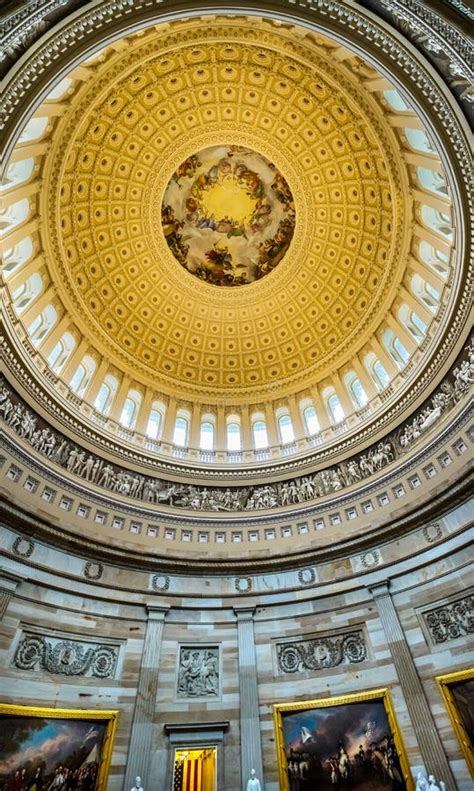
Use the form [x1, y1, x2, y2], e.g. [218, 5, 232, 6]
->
[162, 145, 295, 286]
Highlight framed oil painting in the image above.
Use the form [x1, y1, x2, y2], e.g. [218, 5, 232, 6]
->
[0, 704, 117, 791]
[437, 668, 474, 777]
[273, 688, 413, 791]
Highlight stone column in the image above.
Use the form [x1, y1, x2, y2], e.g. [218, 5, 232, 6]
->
[234, 607, 264, 791]
[369, 582, 456, 790]
[0, 568, 26, 620]
[124, 605, 169, 791]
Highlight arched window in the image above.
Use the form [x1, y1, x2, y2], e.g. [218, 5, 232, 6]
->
[120, 389, 142, 429]
[327, 394, 344, 424]
[0, 198, 30, 235]
[364, 353, 390, 390]
[421, 206, 452, 239]
[28, 304, 57, 345]
[227, 417, 241, 451]
[199, 420, 215, 451]
[399, 305, 426, 340]
[417, 168, 448, 196]
[146, 402, 165, 439]
[411, 274, 440, 311]
[3, 237, 34, 276]
[418, 241, 449, 277]
[48, 332, 75, 372]
[252, 420, 268, 449]
[45, 78, 72, 101]
[373, 360, 390, 389]
[12, 273, 43, 312]
[383, 90, 409, 111]
[173, 412, 189, 447]
[345, 374, 368, 408]
[278, 413, 295, 444]
[303, 405, 320, 435]
[69, 355, 96, 396]
[18, 117, 49, 144]
[94, 374, 118, 414]
[404, 129, 434, 154]
[1, 158, 35, 191]
[383, 330, 409, 367]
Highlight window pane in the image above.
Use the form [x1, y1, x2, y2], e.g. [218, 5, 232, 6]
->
[303, 406, 319, 435]
[227, 422, 241, 451]
[173, 417, 188, 446]
[146, 410, 162, 439]
[200, 421, 214, 450]
[374, 360, 390, 388]
[253, 420, 268, 449]
[120, 398, 136, 428]
[328, 395, 344, 423]
[95, 383, 110, 413]
[279, 414, 295, 444]
[351, 378, 368, 407]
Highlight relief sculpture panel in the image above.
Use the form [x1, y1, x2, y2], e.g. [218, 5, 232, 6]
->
[176, 646, 220, 698]
[13, 632, 119, 679]
[277, 631, 367, 675]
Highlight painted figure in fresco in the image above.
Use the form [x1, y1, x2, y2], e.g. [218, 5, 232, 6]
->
[130, 777, 143, 791]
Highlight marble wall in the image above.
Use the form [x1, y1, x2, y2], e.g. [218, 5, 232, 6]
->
[0, 500, 472, 791]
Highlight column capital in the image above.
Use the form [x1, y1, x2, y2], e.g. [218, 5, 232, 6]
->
[146, 604, 169, 620]
[234, 606, 256, 622]
[368, 580, 391, 599]
[0, 567, 27, 594]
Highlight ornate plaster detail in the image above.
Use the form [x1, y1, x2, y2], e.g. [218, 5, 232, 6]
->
[12, 536, 34, 558]
[13, 631, 118, 678]
[298, 567, 316, 586]
[422, 523, 443, 544]
[360, 549, 381, 569]
[0, 0, 69, 68]
[151, 574, 170, 592]
[83, 561, 103, 580]
[422, 594, 474, 644]
[177, 646, 219, 697]
[235, 576, 252, 593]
[277, 630, 367, 674]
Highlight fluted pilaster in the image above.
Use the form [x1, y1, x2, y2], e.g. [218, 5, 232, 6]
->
[370, 583, 456, 790]
[0, 568, 26, 621]
[235, 607, 264, 791]
[123, 605, 169, 791]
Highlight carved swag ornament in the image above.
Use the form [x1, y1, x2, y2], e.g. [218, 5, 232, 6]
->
[13, 633, 118, 678]
[423, 595, 474, 644]
[277, 631, 367, 674]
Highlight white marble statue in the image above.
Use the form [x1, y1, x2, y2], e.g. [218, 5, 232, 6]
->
[428, 775, 441, 791]
[416, 773, 428, 791]
[247, 768, 261, 791]
[130, 777, 144, 791]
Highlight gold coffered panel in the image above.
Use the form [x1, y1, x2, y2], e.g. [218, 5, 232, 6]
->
[42, 18, 407, 402]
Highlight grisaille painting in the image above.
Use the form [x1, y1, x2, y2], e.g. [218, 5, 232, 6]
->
[274, 690, 412, 791]
[162, 144, 295, 286]
[0, 706, 117, 791]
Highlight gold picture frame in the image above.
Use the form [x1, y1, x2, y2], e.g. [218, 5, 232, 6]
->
[437, 667, 474, 778]
[0, 703, 118, 790]
[273, 687, 414, 790]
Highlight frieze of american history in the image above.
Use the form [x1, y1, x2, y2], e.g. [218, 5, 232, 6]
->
[1, 339, 472, 512]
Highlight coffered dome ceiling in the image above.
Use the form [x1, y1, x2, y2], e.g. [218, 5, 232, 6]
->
[42, 19, 405, 401]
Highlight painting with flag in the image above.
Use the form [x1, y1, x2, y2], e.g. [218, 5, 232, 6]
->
[273, 688, 413, 791]
[0, 704, 117, 791]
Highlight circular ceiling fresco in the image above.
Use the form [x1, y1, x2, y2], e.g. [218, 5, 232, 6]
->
[162, 145, 295, 286]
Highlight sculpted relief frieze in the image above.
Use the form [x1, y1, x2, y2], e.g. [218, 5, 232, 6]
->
[277, 631, 367, 675]
[176, 646, 220, 698]
[0, 339, 472, 514]
[13, 631, 119, 678]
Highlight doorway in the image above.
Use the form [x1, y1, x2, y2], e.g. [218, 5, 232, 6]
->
[172, 747, 217, 791]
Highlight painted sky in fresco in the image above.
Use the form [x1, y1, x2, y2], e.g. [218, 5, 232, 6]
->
[162, 145, 295, 286]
